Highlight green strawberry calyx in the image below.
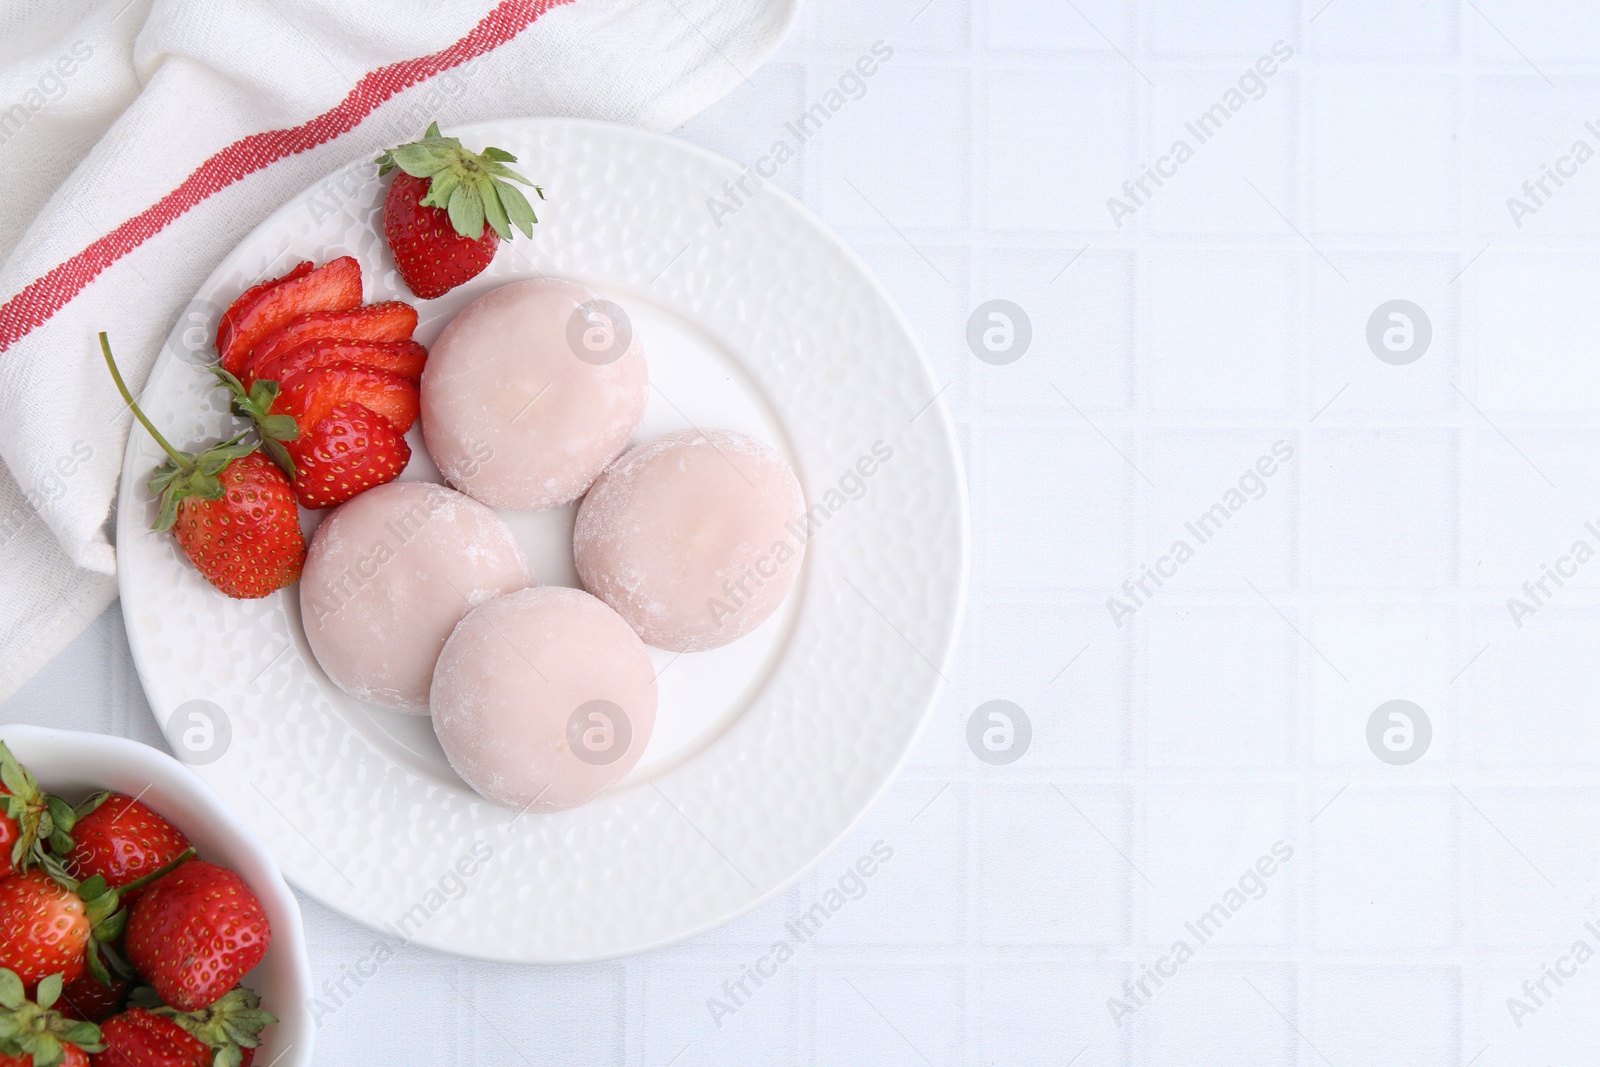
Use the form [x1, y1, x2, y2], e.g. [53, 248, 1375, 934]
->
[376, 121, 546, 241]
[100, 333, 259, 533]
[64, 846, 197, 989]
[0, 969, 106, 1067]
[0, 741, 73, 881]
[130, 985, 276, 1067]
[212, 367, 299, 480]
[69, 792, 112, 825]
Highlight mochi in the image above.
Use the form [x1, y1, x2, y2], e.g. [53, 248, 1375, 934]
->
[430, 586, 657, 812]
[421, 279, 647, 510]
[574, 429, 805, 652]
[299, 481, 533, 712]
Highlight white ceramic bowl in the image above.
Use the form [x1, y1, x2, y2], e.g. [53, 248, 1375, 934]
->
[0, 725, 313, 1067]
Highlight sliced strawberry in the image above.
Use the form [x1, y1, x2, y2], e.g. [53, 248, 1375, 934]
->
[278, 362, 419, 434]
[284, 403, 412, 509]
[240, 301, 418, 386]
[252, 338, 427, 388]
[218, 257, 364, 377]
[213, 261, 311, 353]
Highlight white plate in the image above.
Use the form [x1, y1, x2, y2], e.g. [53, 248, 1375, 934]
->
[115, 118, 968, 962]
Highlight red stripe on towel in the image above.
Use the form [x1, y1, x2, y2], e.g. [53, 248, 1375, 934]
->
[0, 0, 570, 352]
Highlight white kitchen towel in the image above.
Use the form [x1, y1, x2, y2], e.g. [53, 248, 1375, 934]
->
[0, 0, 800, 700]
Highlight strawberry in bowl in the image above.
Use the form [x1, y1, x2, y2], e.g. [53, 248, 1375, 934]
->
[0, 730, 311, 1067]
[0, 970, 105, 1066]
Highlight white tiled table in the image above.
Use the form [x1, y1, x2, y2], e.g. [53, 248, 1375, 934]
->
[11, 0, 1600, 1062]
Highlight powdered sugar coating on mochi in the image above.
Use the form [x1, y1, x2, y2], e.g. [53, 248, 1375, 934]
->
[300, 481, 533, 713]
[421, 278, 648, 510]
[573, 428, 806, 653]
[430, 586, 657, 812]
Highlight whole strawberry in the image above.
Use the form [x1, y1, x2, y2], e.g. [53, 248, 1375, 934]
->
[0, 851, 194, 995]
[65, 795, 190, 907]
[57, 973, 132, 1025]
[0, 1044, 90, 1067]
[376, 121, 544, 298]
[92, 1009, 207, 1067]
[0, 969, 106, 1067]
[0, 806, 15, 881]
[0, 741, 75, 880]
[124, 863, 270, 1012]
[0, 873, 89, 990]
[101, 334, 305, 599]
[125, 987, 275, 1067]
[166, 452, 304, 599]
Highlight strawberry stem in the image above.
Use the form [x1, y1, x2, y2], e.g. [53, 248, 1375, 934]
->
[100, 333, 193, 473]
[116, 845, 195, 896]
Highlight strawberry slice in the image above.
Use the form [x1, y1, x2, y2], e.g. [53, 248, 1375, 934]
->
[214, 261, 311, 352]
[241, 302, 418, 386]
[284, 402, 412, 509]
[212, 365, 413, 509]
[217, 257, 364, 377]
[252, 338, 428, 388]
[278, 361, 420, 435]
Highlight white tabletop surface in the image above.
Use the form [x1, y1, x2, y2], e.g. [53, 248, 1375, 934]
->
[10, 0, 1600, 1062]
